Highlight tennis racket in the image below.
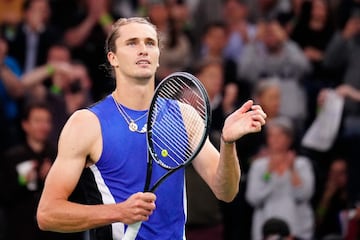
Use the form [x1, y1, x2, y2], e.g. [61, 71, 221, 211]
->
[122, 72, 211, 240]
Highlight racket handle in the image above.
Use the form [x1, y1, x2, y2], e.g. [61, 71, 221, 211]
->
[122, 222, 142, 240]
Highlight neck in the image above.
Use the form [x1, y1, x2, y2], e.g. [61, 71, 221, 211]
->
[27, 137, 45, 153]
[269, 149, 288, 158]
[113, 76, 154, 110]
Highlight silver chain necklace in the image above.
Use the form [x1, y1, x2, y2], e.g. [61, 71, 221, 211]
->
[112, 94, 148, 133]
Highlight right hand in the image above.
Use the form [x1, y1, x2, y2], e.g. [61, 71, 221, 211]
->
[119, 192, 156, 225]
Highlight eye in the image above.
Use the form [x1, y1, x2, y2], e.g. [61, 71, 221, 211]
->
[146, 41, 156, 46]
[126, 41, 136, 46]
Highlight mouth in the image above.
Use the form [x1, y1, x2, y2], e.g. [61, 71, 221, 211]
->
[136, 60, 151, 66]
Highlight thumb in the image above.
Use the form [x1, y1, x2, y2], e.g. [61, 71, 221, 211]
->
[237, 100, 253, 114]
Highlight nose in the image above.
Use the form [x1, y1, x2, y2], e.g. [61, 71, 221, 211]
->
[138, 42, 148, 56]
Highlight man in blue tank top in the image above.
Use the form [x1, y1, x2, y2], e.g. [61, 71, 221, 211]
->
[37, 17, 267, 240]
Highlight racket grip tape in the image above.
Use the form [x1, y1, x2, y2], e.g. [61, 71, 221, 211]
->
[122, 221, 142, 240]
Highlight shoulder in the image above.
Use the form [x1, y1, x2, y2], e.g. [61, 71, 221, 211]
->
[58, 109, 102, 163]
[295, 155, 313, 168]
[65, 108, 99, 126]
[60, 109, 100, 142]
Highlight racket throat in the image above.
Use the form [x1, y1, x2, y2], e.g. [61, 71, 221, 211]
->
[149, 168, 177, 192]
[143, 161, 153, 191]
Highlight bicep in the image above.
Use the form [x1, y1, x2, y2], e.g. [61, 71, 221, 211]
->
[41, 110, 101, 201]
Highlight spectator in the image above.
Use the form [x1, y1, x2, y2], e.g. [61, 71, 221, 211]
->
[147, 1, 192, 81]
[21, 43, 93, 146]
[186, 58, 242, 240]
[192, 58, 240, 152]
[246, 116, 315, 240]
[322, 10, 360, 206]
[262, 217, 294, 240]
[185, 58, 227, 240]
[222, 0, 257, 65]
[315, 158, 349, 239]
[0, 35, 24, 153]
[0, 101, 83, 240]
[197, 21, 238, 84]
[291, 0, 336, 127]
[220, 78, 282, 240]
[238, 19, 311, 131]
[190, 0, 224, 56]
[49, 0, 115, 101]
[253, 78, 282, 121]
[1, 0, 61, 73]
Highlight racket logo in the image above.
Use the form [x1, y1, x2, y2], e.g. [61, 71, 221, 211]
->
[161, 149, 168, 157]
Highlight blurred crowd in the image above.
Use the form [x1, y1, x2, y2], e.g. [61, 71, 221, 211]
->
[0, 0, 360, 240]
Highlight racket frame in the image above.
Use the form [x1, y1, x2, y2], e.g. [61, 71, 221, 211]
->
[144, 71, 211, 192]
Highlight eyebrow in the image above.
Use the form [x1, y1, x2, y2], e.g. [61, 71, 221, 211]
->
[125, 37, 157, 43]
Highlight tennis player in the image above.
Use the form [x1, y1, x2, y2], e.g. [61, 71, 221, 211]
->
[37, 17, 266, 240]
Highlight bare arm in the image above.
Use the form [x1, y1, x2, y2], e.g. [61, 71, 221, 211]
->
[64, 17, 97, 47]
[336, 84, 360, 101]
[63, 0, 112, 47]
[21, 63, 73, 88]
[193, 100, 267, 202]
[37, 110, 156, 232]
[0, 64, 24, 98]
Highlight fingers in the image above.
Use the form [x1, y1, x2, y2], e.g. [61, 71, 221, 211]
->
[223, 100, 267, 139]
[237, 99, 253, 114]
[251, 105, 267, 120]
[249, 105, 267, 126]
[129, 192, 156, 222]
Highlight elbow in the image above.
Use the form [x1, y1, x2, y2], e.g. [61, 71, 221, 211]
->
[219, 194, 237, 203]
[37, 207, 49, 231]
[37, 203, 55, 231]
[216, 186, 239, 203]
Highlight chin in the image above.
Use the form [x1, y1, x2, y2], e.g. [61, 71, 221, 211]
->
[135, 69, 155, 80]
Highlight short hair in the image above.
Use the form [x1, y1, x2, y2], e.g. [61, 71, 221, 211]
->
[262, 217, 291, 239]
[21, 101, 51, 121]
[253, 77, 280, 97]
[192, 58, 223, 75]
[202, 21, 227, 37]
[266, 116, 295, 139]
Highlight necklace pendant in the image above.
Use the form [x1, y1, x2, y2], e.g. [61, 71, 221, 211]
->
[129, 121, 138, 132]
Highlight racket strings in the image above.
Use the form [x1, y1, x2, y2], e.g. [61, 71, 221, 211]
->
[165, 77, 207, 117]
[149, 77, 207, 169]
[152, 105, 200, 160]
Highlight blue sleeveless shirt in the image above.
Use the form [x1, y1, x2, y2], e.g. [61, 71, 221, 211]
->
[87, 95, 186, 240]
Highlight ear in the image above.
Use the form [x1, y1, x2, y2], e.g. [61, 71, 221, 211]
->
[107, 52, 119, 67]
